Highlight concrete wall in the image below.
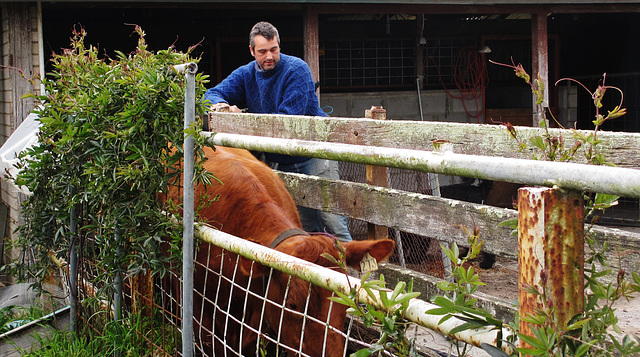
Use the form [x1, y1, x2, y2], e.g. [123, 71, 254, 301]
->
[321, 87, 575, 125]
[321, 89, 485, 123]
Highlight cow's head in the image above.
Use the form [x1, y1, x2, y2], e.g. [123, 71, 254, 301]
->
[245, 234, 395, 356]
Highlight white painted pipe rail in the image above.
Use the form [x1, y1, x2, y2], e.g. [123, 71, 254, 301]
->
[202, 131, 640, 199]
[195, 223, 514, 353]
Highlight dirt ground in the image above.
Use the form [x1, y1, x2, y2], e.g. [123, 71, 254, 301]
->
[417, 255, 640, 356]
[474, 255, 640, 338]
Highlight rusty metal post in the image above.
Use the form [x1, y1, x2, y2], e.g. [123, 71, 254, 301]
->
[518, 187, 584, 347]
[365, 106, 388, 240]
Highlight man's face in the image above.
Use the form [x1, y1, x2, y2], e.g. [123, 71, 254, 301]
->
[250, 35, 280, 71]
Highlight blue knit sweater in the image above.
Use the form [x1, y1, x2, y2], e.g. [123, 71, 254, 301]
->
[205, 53, 325, 164]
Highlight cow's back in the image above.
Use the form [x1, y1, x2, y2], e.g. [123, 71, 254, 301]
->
[196, 146, 303, 238]
[165, 145, 395, 357]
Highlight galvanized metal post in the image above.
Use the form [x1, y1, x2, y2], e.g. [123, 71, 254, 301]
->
[365, 106, 388, 241]
[114, 228, 122, 322]
[114, 227, 122, 357]
[69, 204, 77, 339]
[517, 187, 584, 348]
[433, 140, 454, 282]
[175, 62, 198, 357]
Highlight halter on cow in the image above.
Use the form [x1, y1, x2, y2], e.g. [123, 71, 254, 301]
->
[166, 146, 395, 356]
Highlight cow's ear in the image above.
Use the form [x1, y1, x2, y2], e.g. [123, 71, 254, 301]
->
[342, 239, 395, 270]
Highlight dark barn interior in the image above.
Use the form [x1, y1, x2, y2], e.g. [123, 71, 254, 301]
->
[38, 2, 640, 231]
[40, 3, 640, 132]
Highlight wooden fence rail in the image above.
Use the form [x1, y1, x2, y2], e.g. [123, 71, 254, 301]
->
[203, 132, 640, 198]
[206, 112, 640, 275]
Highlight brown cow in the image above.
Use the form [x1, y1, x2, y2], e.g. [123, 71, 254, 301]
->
[166, 146, 395, 356]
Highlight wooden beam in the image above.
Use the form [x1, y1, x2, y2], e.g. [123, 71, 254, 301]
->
[306, 3, 640, 15]
[531, 11, 549, 126]
[280, 171, 518, 257]
[7, 3, 36, 127]
[303, 5, 320, 84]
[277, 171, 640, 275]
[364, 107, 388, 240]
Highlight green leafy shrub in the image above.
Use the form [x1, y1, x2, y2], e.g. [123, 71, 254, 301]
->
[6, 25, 210, 299]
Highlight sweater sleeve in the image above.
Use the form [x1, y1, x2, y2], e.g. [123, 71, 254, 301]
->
[203, 66, 248, 108]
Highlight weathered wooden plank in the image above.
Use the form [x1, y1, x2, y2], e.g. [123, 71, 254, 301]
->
[207, 111, 640, 274]
[7, 3, 36, 127]
[278, 171, 640, 274]
[209, 112, 640, 169]
[280, 171, 516, 258]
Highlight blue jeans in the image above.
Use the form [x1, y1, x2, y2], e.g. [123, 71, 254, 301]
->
[274, 158, 353, 242]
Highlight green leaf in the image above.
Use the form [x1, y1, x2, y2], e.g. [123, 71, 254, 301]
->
[390, 281, 406, 303]
[497, 218, 518, 229]
[437, 314, 454, 325]
[450, 321, 483, 335]
[529, 136, 546, 150]
[516, 347, 546, 356]
[593, 193, 619, 210]
[565, 317, 591, 331]
[518, 333, 548, 350]
[394, 291, 420, 306]
[480, 343, 510, 357]
[349, 348, 373, 357]
[437, 280, 456, 291]
[424, 307, 450, 316]
[575, 343, 591, 357]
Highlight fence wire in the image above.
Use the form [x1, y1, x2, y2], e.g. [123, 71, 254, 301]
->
[339, 162, 446, 278]
[110, 242, 444, 357]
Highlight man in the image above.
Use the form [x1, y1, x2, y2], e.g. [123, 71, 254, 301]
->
[205, 21, 353, 242]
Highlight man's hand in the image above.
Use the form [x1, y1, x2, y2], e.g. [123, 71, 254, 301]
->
[211, 102, 242, 113]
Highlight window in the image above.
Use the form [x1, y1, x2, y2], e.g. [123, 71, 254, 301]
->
[320, 39, 415, 89]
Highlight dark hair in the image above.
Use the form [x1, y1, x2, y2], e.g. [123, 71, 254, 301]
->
[249, 21, 280, 48]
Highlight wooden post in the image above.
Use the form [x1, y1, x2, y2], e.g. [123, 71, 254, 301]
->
[518, 187, 584, 347]
[7, 3, 36, 128]
[131, 271, 154, 321]
[531, 12, 549, 127]
[365, 106, 387, 240]
[303, 5, 320, 85]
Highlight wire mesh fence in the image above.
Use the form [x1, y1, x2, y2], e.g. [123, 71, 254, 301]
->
[47, 163, 454, 356]
[67, 239, 443, 357]
[339, 162, 446, 279]
[64, 224, 419, 356]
